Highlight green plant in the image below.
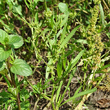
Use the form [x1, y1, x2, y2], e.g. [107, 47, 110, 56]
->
[0, 29, 32, 110]
[0, 0, 110, 109]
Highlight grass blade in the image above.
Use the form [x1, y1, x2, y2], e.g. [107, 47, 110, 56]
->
[61, 87, 97, 106]
[56, 81, 63, 103]
[58, 68, 76, 107]
[99, 3, 105, 28]
[63, 50, 84, 77]
[60, 25, 80, 49]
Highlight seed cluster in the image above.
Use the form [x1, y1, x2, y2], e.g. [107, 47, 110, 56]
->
[84, 0, 104, 71]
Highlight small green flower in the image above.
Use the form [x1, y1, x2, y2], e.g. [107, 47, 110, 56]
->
[44, 10, 53, 18]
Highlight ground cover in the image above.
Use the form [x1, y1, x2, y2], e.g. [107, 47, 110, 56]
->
[0, 0, 110, 110]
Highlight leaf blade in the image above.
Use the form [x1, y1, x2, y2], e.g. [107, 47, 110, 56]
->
[11, 59, 32, 76]
[60, 25, 80, 49]
[0, 46, 11, 62]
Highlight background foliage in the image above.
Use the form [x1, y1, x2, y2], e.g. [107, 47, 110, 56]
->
[0, 0, 110, 110]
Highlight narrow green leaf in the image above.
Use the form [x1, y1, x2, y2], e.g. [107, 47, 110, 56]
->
[60, 25, 80, 49]
[60, 15, 69, 28]
[2, 74, 11, 86]
[58, 68, 76, 106]
[71, 50, 84, 67]
[63, 57, 67, 70]
[35, 12, 39, 23]
[56, 81, 63, 103]
[99, 3, 105, 28]
[61, 87, 97, 106]
[96, 64, 110, 73]
[11, 59, 32, 76]
[64, 50, 84, 77]
[76, 39, 88, 44]
[0, 20, 13, 33]
[74, 86, 82, 96]
[72, 86, 82, 103]
[57, 57, 63, 78]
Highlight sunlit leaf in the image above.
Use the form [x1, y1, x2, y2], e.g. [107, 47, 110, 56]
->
[10, 35, 24, 49]
[58, 3, 68, 14]
[11, 59, 32, 76]
[0, 29, 9, 45]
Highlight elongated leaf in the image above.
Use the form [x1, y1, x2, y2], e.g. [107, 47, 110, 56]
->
[56, 81, 63, 103]
[76, 39, 88, 44]
[58, 68, 76, 106]
[0, 46, 12, 62]
[57, 57, 63, 78]
[63, 57, 67, 70]
[99, 3, 105, 28]
[64, 50, 84, 77]
[60, 25, 80, 49]
[11, 59, 32, 76]
[60, 15, 69, 28]
[74, 86, 82, 96]
[72, 86, 82, 103]
[61, 87, 97, 106]
[71, 50, 84, 67]
[96, 64, 110, 73]
[0, 29, 9, 45]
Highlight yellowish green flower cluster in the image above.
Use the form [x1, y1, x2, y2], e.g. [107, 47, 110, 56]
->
[86, 0, 104, 71]
[44, 10, 53, 18]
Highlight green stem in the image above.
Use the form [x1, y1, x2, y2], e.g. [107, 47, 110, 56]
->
[7, 58, 21, 110]
[44, 0, 47, 11]
[10, 71, 21, 110]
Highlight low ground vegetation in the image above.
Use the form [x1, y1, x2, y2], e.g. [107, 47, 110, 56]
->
[0, 0, 110, 110]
